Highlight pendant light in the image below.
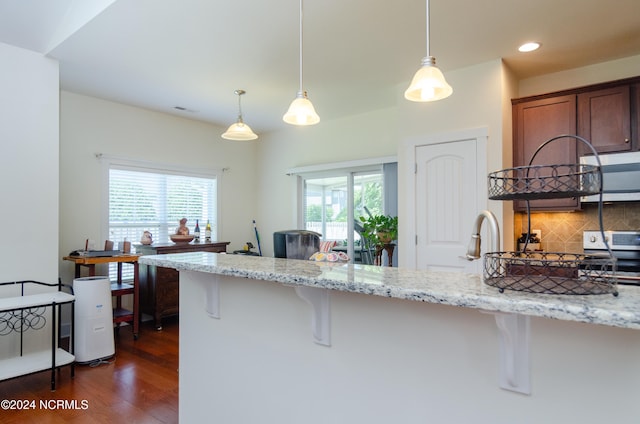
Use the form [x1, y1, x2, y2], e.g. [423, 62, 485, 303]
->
[283, 0, 320, 125]
[404, 0, 453, 102]
[221, 89, 258, 141]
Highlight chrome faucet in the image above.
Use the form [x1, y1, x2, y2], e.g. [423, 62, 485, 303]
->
[465, 210, 501, 260]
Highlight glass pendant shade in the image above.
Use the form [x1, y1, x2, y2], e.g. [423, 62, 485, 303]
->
[283, 0, 319, 126]
[283, 91, 320, 125]
[221, 121, 258, 141]
[405, 0, 452, 102]
[404, 56, 453, 102]
[221, 89, 258, 141]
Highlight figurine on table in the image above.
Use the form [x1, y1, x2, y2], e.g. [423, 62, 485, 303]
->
[140, 231, 153, 245]
[176, 218, 190, 235]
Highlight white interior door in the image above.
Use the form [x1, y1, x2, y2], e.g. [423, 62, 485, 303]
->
[415, 139, 482, 272]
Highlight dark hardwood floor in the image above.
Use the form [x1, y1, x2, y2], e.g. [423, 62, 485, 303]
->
[0, 317, 179, 424]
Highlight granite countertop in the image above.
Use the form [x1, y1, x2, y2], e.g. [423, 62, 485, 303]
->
[139, 251, 640, 330]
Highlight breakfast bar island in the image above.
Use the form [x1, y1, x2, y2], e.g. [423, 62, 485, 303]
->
[139, 252, 640, 424]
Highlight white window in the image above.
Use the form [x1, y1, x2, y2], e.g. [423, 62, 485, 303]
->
[292, 157, 397, 265]
[104, 158, 220, 281]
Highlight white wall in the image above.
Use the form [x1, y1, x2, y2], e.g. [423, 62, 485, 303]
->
[58, 92, 259, 282]
[0, 42, 60, 358]
[518, 54, 640, 97]
[500, 62, 519, 250]
[0, 42, 59, 283]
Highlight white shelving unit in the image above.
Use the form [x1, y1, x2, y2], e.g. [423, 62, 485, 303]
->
[0, 281, 75, 391]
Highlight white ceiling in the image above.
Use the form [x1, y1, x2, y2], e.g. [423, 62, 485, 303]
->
[2, 0, 640, 134]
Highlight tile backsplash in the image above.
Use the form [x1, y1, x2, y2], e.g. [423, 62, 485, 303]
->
[514, 202, 640, 253]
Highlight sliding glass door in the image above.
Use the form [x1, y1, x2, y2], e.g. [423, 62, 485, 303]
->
[301, 168, 387, 264]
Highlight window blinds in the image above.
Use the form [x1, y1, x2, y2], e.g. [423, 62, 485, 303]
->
[108, 167, 217, 281]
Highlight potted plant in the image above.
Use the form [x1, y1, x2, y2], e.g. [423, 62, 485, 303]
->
[359, 214, 398, 248]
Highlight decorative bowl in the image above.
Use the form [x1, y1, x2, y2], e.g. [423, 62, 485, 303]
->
[170, 234, 194, 244]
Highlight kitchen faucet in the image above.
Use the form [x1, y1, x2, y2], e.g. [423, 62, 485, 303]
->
[465, 210, 501, 260]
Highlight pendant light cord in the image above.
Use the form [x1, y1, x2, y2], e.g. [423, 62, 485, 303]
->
[298, 0, 304, 93]
[425, 0, 430, 58]
[234, 89, 245, 123]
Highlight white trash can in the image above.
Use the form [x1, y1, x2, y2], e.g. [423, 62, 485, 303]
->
[73, 276, 115, 363]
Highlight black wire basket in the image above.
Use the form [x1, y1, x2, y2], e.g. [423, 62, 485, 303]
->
[483, 251, 617, 295]
[488, 163, 601, 201]
[484, 135, 618, 296]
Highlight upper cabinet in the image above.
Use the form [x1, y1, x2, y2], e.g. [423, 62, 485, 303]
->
[512, 76, 640, 211]
[513, 95, 578, 211]
[577, 85, 633, 155]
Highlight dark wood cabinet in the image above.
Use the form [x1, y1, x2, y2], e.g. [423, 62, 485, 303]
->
[512, 95, 578, 211]
[634, 83, 640, 150]
[578, 85, 633, 154]
[512, 76, 640, 211]
[136, 241, 230, 329]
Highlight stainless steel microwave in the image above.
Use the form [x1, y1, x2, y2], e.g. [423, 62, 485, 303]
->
[580, 151, 640, 202]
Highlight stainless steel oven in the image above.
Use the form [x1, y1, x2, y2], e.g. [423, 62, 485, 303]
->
[583, 230, 640, 285]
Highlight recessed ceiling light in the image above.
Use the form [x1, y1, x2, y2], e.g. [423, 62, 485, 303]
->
[518, 42, 541, 53]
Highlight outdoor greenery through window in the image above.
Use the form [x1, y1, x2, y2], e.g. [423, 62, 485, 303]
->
[108, 166, 218, 281]
[303, 171, 384, 246]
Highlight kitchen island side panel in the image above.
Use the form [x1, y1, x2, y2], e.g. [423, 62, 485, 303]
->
[179, 270, 640, 424]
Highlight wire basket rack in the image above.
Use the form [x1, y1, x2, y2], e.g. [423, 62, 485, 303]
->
[487, 163, 601, 200]
[484, 134, 618, 296]
[484, 251, 617, 295]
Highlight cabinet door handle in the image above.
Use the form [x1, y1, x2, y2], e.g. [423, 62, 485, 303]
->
[625, 138, 630, 143]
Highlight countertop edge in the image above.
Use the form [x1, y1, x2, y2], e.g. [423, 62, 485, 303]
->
[138, 252, 640, 330]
